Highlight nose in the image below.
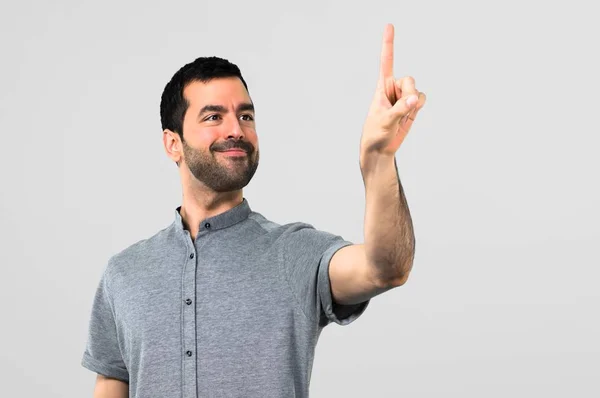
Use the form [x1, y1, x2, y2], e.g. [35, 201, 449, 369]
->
[227, 117, 244, 140]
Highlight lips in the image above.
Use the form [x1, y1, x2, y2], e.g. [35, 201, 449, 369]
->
[215, 149, 248, 157]
[220, 149, 246, 153]
[216, 149, 246, 155]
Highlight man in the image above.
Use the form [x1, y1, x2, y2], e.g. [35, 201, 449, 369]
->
[82, 23, 426, 398]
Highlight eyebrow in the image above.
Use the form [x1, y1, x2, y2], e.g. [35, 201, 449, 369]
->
[197, 102, 255, 119]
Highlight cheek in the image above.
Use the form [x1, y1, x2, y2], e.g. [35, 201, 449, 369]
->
[244, 127, 259, 145]
[185, 126, 220, 148]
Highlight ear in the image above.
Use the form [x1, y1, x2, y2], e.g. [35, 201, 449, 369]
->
[163, 129, 182, 166]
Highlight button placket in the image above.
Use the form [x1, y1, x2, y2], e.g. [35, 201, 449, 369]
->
[182, 242, 197, 397]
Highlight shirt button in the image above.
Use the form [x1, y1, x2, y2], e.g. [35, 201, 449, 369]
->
[204, 222, 211, 229]
[189, 253, 194, 259]
[185, 298, 192, 305]
[186, 350, 193, 357]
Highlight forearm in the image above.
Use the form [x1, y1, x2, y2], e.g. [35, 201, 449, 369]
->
[360, 153, 415, 287]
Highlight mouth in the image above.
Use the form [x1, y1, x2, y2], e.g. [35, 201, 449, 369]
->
[216, 149, 247, 157]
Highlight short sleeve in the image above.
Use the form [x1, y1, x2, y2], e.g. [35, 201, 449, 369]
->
[81, 263, 129, 382]
[282, 224, 369, 327]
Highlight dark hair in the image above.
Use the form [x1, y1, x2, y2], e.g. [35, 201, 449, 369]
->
[160, 56, 249, 140]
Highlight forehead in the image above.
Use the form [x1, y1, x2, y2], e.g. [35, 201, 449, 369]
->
[183, 77, 251, 109]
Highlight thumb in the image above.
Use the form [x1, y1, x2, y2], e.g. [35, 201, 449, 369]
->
[389, 94, 418, 122]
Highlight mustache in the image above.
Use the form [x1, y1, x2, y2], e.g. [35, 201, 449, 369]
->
[211, 140, 255, 153]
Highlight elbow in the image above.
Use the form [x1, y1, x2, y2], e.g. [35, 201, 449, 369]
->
[369, 257, 414, 289]
[387, 270, 411, 288]
[383, 261, 413, 288]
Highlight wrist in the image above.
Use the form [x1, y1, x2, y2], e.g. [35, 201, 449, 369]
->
[359, 150, 396, 179]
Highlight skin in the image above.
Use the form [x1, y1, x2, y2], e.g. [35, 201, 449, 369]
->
[93, 375, 128, 398]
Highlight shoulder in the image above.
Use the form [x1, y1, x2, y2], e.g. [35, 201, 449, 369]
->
[249, 212, 347, 259]
[247, 211, 320, 240]
[104, 222, 179, 282]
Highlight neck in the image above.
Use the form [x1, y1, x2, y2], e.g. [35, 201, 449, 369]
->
[179, 178, 244, 240]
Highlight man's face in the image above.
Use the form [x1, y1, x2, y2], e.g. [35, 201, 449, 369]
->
[180, 77, 259, 192]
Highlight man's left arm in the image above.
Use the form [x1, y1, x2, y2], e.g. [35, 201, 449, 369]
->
[329, 23, 427, 306]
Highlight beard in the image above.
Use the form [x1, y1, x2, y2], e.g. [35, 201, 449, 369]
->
[182, 138, 259, 192]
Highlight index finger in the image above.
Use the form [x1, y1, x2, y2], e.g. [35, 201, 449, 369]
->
[379, 24, 395, 80]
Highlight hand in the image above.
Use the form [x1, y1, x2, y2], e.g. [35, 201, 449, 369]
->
[360, 24, 426, 159]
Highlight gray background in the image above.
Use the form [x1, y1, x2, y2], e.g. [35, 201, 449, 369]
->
[0, 0, 598, 396]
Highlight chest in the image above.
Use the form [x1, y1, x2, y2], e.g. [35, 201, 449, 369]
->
[110, 252, 303, 350]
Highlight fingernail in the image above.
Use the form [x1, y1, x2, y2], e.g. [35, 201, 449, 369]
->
[406, 95, 418, 107]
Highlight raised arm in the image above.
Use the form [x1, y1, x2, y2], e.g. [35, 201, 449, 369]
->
[329, 23, 427, 305]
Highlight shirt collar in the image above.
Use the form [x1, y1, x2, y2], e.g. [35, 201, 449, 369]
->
[174, 198, 251, 234]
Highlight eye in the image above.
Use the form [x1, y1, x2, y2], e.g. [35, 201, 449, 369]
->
[240, 114, 254, 121]
[205, 114, 221, 121]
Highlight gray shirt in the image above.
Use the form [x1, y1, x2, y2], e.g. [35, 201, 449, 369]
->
[82, 198, 369, 397]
